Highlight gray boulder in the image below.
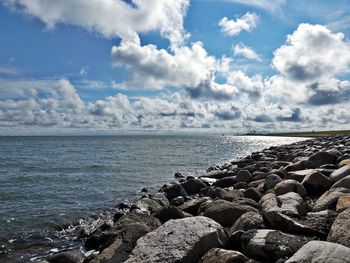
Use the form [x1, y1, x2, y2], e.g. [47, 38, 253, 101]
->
[308, 152, 337, 169]
[274, 179, 307, 197]
[277, 192, 307, 217]
[125, 216, 227, 263]
[178, 197, 212, 215]
[263, 174, 282, 192]
[202, 199, 257, 227]
[162, 182, 187, 201]
[230, 211, 265, 233]
[286, 241, 350, 263]
[181, 178, 207, 195]
[213, 176, 237, 188]
[331, 175, 350, 189]
[149, 193, 169, 207]
[328, 208, 350, 247]
[240, 229, 311, 261]
[302, 171, 332, 196]
[313, 187, 350, 212]
[330, 164, 350, 182]
[236, 170, 252, 183]
[135, 198, 162, 213]
[153, 205, 188, 223]
[244, 187, 262, 202]
[47, 250, 84, 263]
[198, 248, 247, 263]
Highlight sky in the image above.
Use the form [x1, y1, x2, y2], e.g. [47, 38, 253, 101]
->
[1, 0, 350, 135]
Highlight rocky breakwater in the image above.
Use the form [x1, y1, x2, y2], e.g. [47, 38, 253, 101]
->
[39, 135, 350, 263]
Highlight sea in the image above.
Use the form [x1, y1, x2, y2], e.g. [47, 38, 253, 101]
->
[0, 135, 307, 262]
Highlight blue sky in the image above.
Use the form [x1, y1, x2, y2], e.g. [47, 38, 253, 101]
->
[1, 0, 350, 134]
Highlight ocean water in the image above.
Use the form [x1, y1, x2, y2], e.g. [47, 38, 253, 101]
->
[0, 135, 306, 262]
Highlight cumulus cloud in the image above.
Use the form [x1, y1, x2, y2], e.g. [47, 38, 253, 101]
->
[233, 43, 261, 61]
[273, 23, 350, 82]
[219, 12, 259, 37]
[3, 0, 189, 46]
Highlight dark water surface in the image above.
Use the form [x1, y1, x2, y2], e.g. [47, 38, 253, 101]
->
[0, 135, 306, 261]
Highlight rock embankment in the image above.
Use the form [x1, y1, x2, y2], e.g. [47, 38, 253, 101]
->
[41, 135, 350, 263]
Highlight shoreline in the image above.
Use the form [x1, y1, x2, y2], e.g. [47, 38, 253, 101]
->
[7, 135, 350, 262]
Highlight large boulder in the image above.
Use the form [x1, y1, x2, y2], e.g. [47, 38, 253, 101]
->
[230, 212, 265, 233]
[327, 208, 350, 247]
[331, 164, 350, 182]
[274, 179, 307, 197]
[162, 182, 187, 201]
[181, 178, 207, 195]
[236, 170, 252, 183]
[263, 174, 282, 192]
[135, 198, 162, 213]
[307, 151, 337, 169]
[149, 193, 169, 207]
[198, 248, 247, 263]
[286, 241, 350, 263]
[313, 188, 350, 212]
[336, 194, 350, 212]
[47, 250, 84, 263]
[213, 176, 237, 188]
[240, 229, 312, 261]
[277, 192, 307, 217]
[202, 199, 257, 227]
[302, 171, 332, 196]
[331, 175, 350, 189]
[178, 197, 212, 215]
[153, 206, 188, 223]
[244, 187, 262, 202]
[125, 216, 227, 263]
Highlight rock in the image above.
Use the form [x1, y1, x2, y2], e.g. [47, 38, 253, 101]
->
[339, 159, 350, 168]
[263, 174, 282, 192]
[327, 208, 350, 247]
[178, 197, 212, 215]
[283, 160, 308, 173]
[236, 170, 252, 183]
[336, 194, 350, 212]
[149, 193, 169, 207]
[233, 182, 248, 189]
[221, 189, 245, 202]
[198, 248, 247, 263]
[116, 202, 130, 210]
[135, 198, 162, 213]
[200, 177, 217, 185]
[308, 151, 338, 169]
[302, 171, 332, 196]
[170, 196, 185, 206]
[213, 176, 237, 188]
[313, 187, 350, 212]
[274, 179, 307, 197]
[125, 216, 227, 263]
[162, 182, 187, 201]
[202, 199, 257, 227]
[299, 210, 337, 236]
[174, 172, 185, 179]
[47, 250, 84, 263]
[181, 178, 206, 195]
[201, 170, 236, 179]
[286, 169, 316, 182]
[286, 241, 350, 263]
[153, 206, 187, 223]
[244, 187, 262, 202]
[326, 148, 342, 157]
[277, 192, 307, 217]
[230, 212, 265, 233]
[240, 229, 312, 261]
[330, 164, 350, 182]
[331, 175, 350, 189]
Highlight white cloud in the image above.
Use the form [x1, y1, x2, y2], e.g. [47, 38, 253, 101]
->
[233, 43, 261, 61]
[273, 23, 350, 82]
[3, 0, 189, 46]
[219, 12, 259, 37]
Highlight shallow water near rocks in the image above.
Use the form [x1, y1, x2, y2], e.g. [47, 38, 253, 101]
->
[0, 135, 307, 262]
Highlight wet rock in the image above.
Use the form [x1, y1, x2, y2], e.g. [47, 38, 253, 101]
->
[201, 170, 236, 179]
[244, 187, 262, 202]
[263, 174, 282, 192]
[153, 205, 188, 223]
[240, 229, 312, 261]
[162, 182, 187, 201]
[286, 241, 350, 263]
[330, 164, 350, 182]
[125, 216, 227, 263]
[331, 175, 350, 189]
[47, 250, 84, 263]
[181, 178, 206, 195]
[174, 172, 185, 179]
[307, 151, 337, 169]
[198, 248, 247, 263]
[327, 208, 350, 247]
[202, 199, 257, 227]
[116, 203, 130, 210]
[274, 179, 307, 197]
[301, 171, 332, 196]
[230, 212, 265, 233]
[313, 187, 350, 212]
[213, 176, 237, 188]
[178, 197, 212, 215]
[170, 196, 185, 206]
[336, 194, 350, 212]
[148, 193, 169, 207]
[135, 198, 162, 213]
[236, 170, 252, 183]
